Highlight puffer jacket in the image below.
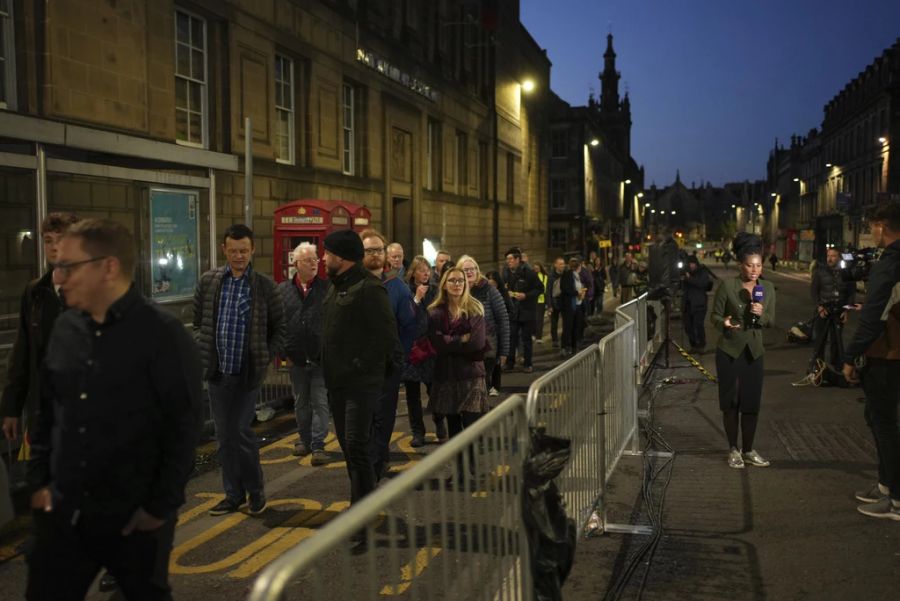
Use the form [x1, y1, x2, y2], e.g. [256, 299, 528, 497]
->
[192, 265, 285, 388]
[277, 276, 327, 364]
[470, 278, 510, 357]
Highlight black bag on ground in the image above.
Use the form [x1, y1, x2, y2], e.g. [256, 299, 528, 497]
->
[523, 428, 575, 601]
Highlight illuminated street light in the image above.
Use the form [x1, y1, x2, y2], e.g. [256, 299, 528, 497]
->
[672, 210, 677, 215]
[731, 204, 736, 208]
[879, 136, 887, 144]
[770, 192, 776, 197]
[624, 179, 632, 184]
[644, 202, 650, 207]
[651, 209, 656, 214]
[637, 192, 644, 198]
[793, 177, 799, 182]
[590, 138, 600, 147]
[522, 79, 536, 93]
[826, 163, 833, 168]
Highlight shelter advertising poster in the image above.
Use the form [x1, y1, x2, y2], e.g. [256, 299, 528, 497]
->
[150, 188, 199, 301]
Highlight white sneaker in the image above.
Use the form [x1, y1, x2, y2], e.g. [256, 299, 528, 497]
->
[488, 387, 499, 397]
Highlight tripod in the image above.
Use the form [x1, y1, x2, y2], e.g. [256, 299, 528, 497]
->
[808, 309, 845, 385]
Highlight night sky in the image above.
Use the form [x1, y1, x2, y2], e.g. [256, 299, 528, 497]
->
[520, 0, 900, 187]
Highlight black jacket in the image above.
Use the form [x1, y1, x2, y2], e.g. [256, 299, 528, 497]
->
[845, 240, 900, 364]
[1, 271, 65, 432]
[503, 263, 544, 322]
[681, 267, 711, 312]
[810, 263, 855, 307]
[322, 263, 402, 393]
[29, 285, 202, 528]
[277, 276, 327, 364]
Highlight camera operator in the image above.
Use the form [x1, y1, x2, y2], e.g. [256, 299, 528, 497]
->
[806, 247, 856, 383]
[681, 255, 712, 352]
[842, 203, 900, 521]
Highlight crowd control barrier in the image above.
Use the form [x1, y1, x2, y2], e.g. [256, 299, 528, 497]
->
[249, 395, 532, 601]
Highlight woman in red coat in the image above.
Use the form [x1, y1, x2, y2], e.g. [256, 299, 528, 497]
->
[427, 266, 488, 438]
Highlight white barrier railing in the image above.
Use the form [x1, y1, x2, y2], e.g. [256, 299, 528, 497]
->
[249, 395, 533, 601]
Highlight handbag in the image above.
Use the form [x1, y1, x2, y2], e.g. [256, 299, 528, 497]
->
[409, 337, 437, 366]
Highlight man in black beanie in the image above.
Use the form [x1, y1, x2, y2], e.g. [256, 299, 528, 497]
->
[321, 230, 401, 518]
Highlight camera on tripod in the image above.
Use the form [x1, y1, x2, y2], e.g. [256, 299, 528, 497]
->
[840, 248, 878, 282]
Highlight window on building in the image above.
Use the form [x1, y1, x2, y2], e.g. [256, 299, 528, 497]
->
[342, 83, 355, 175]
[506, 152, 515, 203]
[456, 131, 468, 190]
[274, 54, 295, 164]
[549, 227, 567, 249]
[426, 119, 441, 190]
[0, 0, 16, 110]
[478, 141, 488, 200]
[550, 178, 567, 210]
[551, 129, 568, 158]
[175, 10, 207, 147]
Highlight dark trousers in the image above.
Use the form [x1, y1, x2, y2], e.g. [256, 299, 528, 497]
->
[861, 359, 900, 499]
[550, 307, 562, 344]
[369, 369, 403, 479]
[328, 388, 378, 504]
[808, 315, 844, 374]
[403, 380, 428, 437]
[508, 320, 535, 367]
[715, 348, 764, 413]
[208, 375, 264, 502]
[535, 302, 546, 339]
[561, 307, 580, 350]
[26, 512, 176, 601]
[682, 306, 708, 348]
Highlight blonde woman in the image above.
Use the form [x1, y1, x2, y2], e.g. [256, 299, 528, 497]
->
[457, 255, 509, 398]
[427, 267, 488, 437]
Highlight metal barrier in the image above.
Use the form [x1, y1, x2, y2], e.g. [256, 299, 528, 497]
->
[249, 394, 532, 601]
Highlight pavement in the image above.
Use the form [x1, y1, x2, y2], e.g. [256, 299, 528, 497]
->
[0, 262, 897, 600]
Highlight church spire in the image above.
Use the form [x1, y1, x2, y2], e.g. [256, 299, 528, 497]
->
[599, 33, 620, 113]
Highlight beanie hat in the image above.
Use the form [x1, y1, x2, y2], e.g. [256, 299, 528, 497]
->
[324, 229, 364, 262]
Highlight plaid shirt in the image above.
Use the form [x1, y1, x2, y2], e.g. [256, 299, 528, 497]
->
[216, 265, 252, 375]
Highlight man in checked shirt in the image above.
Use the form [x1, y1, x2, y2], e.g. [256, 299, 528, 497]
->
[193, 224, 284, 517]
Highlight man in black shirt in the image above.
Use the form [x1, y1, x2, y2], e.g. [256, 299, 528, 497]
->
[26, 219, 202, 601]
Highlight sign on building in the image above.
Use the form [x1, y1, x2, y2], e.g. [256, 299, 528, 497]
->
[150, 188, 200, 302]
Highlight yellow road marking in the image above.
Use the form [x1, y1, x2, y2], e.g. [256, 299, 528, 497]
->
[176, 493, 225, 527]
[380, 547, 443, 595]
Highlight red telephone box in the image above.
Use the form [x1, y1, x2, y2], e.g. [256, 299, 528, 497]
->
[273, 200, 371, 282]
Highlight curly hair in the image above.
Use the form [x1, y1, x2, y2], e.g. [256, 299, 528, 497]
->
[732, 232, 763, 263]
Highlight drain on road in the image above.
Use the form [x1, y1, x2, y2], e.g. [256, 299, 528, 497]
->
[770, 421, 875, 462]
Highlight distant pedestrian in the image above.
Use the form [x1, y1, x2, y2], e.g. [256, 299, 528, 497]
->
[459, 256, 510, 399]
[277, 243, 330, 466]
[403, 256, 441, 445]
[194, 224, 285, 517]
[484, 270, 511, 393]
[533, 261, 549, 343]
[769, 253, 779, 272]
[322, 230, 401, 506]
[502, 247, 543, 374]
[26, 219, 202, 601]
[2, 212, 79, 450]
[427, 268, 488, 439]
[681, 255, 711, 352]
[547, 257, 566, 348]
[361, 229, 416, 481]
[710, 232, 776, 470]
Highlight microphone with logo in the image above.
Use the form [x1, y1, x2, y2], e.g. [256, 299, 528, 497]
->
[750, 284, 764, 328]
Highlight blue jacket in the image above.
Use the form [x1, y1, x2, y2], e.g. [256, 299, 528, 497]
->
[382, 271, 417, 355]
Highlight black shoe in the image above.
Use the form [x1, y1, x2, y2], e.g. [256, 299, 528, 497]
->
[248, 493, 267, 515]
[434, 420, 448, 442]
[209, 497, 243, 516]
[349, 531, 369, 555]
[410, 434, 426, 448]
[98, 572, 118, 593]
[502, 363, 517, 372]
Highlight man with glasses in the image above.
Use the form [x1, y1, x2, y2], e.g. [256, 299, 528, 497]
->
[361, 229, 416, 481]
[321, 230, 400, 520]
[26, 219, 201, 600]
[277, 243, 330, 466]
[193, 224, 284, 517]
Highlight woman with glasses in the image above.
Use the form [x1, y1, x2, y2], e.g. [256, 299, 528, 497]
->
[402, 256, 444, 444]
[427, 267, 488, 440]
[457, 256, 509, 399]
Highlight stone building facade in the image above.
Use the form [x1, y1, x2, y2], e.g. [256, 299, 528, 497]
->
[0, 0, 550, 326]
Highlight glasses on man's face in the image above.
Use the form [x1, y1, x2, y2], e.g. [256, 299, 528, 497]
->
[298, 257, 319, 265]
[52, 256, 109, 278]
[364, 247, 385, 255]
[446, 278, 466, 286]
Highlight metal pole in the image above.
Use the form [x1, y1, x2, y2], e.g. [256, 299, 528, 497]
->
[35, 143, 48, 271]
[244, 117, 253, 229]
[490, 37, 499, 264]
[208, 168, 218, 270]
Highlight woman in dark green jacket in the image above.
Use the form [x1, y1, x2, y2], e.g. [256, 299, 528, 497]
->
[710, 233, 776, 469]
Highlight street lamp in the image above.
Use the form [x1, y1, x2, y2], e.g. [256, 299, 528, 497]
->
[793, 177, 799, 182]
[624, 179, 632, 184]
[879, 136, 887, 144]
[826, 162, 833, 168]
[521, 79, 536, 93]
[589, 138, 600, 147]
[637, 192, 644, 198]
[644, 202, 650, 207]
[770, 192, 776, 197]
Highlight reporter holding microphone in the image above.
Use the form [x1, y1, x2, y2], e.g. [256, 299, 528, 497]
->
[710, 233, 776, 469]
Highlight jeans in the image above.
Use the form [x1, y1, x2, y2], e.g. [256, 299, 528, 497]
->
[208, 375, 264, 502]
[508, 320, 535, 367]
[861, 359, 900, 499]
[289, 363, 330, 451]
[369, 369, 403, 479]
[26, 511, 176, 601]
[328, 388, 378, 504]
